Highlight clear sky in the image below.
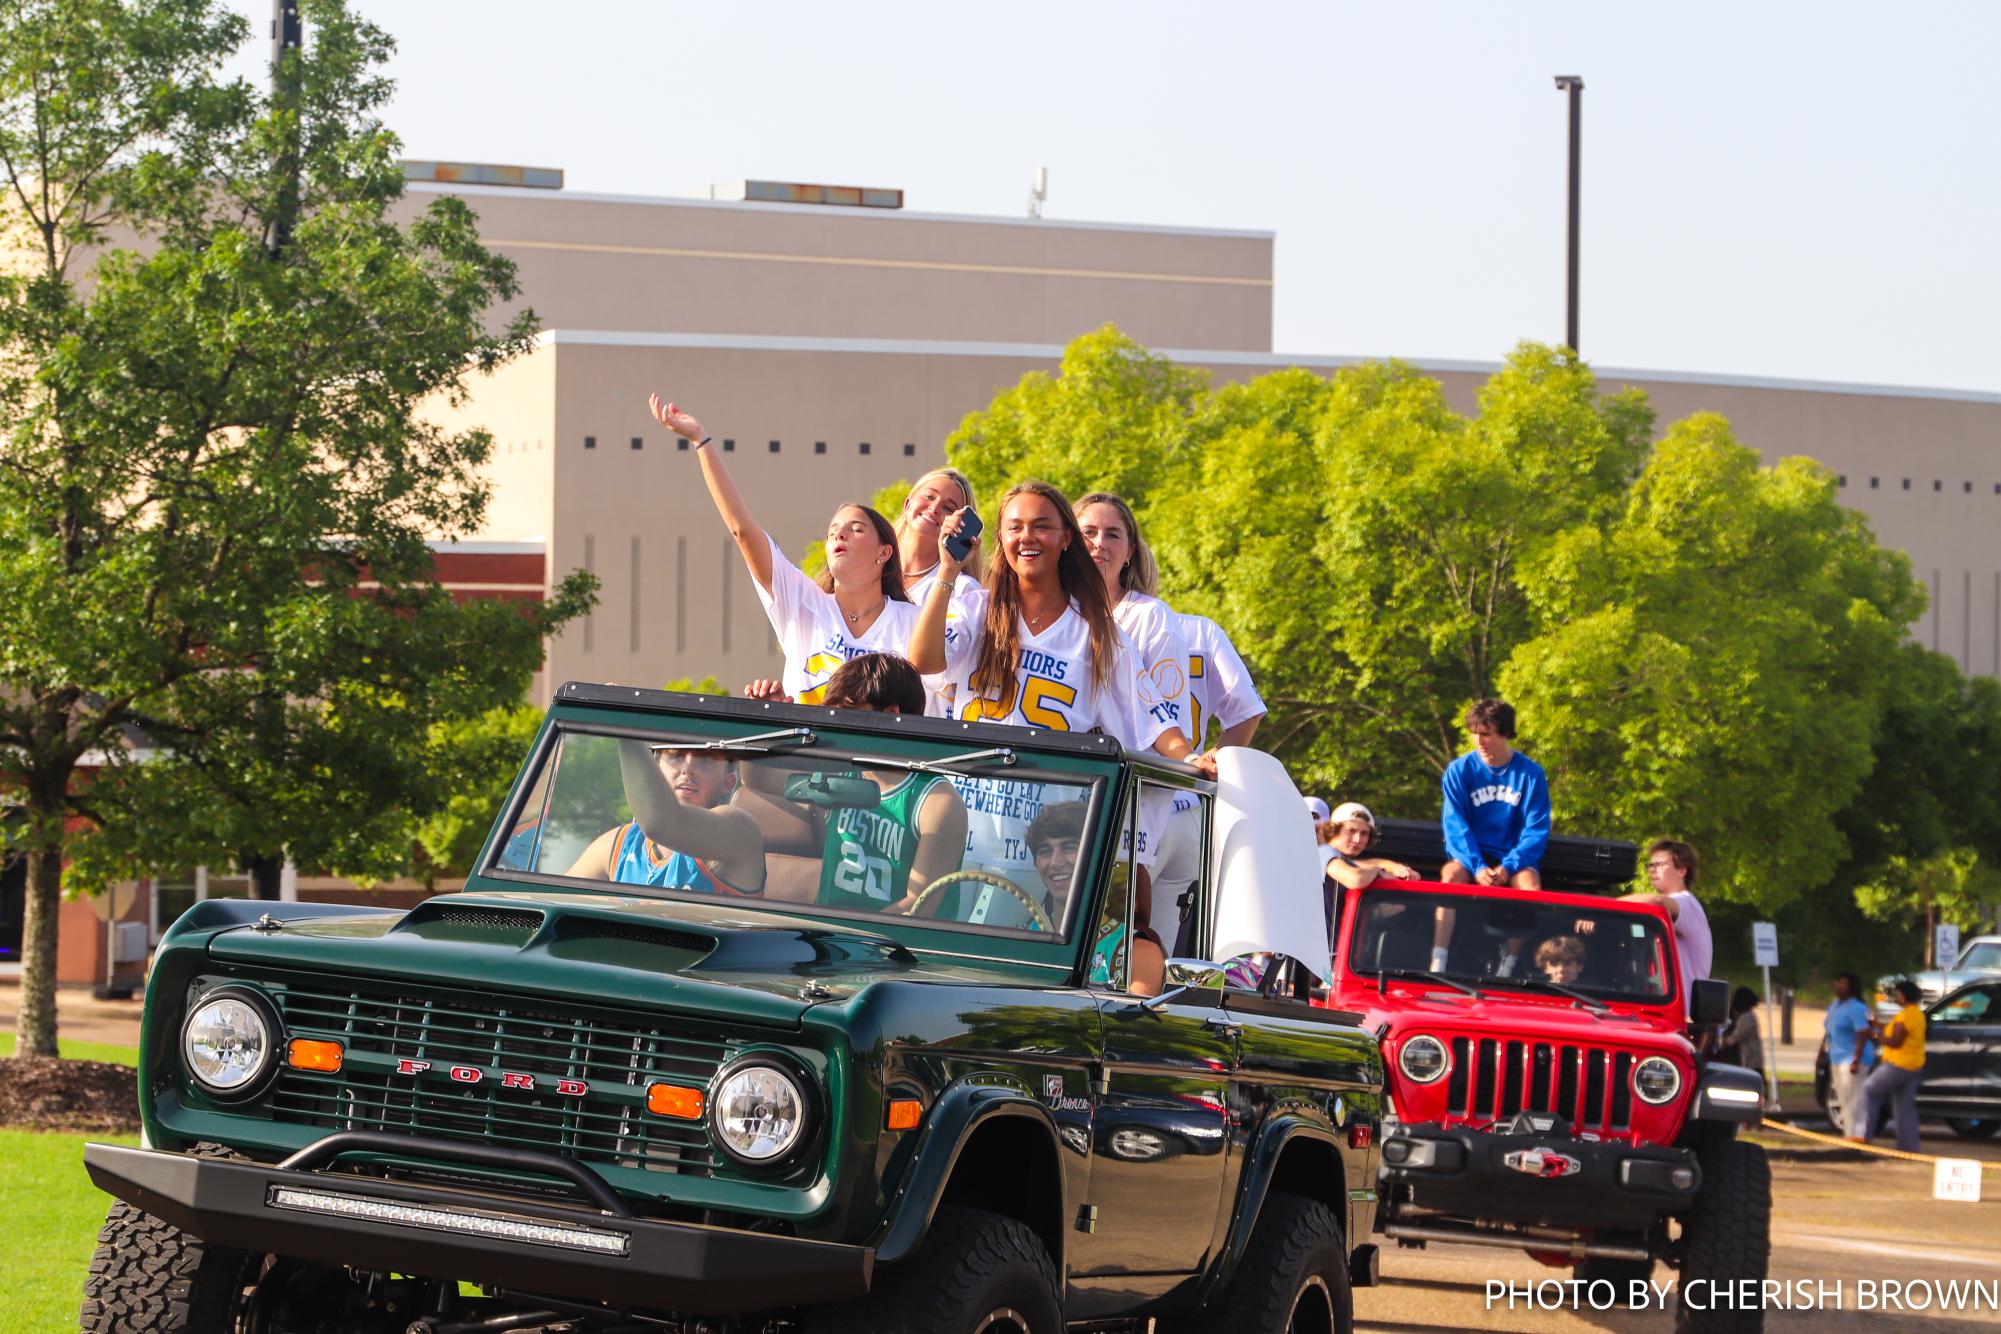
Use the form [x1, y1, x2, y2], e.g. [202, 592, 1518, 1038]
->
[233, 1, 1999, 393]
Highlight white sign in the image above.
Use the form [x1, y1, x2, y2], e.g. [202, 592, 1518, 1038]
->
[1751, 922, 1780, 968]
[1934, 1157, 1983, 1203]
[1936, 923, 1962, 972]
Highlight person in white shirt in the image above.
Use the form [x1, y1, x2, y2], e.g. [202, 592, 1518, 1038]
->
[892, 468, 983, 716]
[1075, 492, 1198, 757]
[894, 467, 983, 606]
[1180, 612, 1266, 750]
[1625, 838, 1712, 1016]
[649, 396, 917, 704]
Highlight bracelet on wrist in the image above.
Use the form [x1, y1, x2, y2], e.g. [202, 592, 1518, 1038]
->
[696, 435, 712, 450]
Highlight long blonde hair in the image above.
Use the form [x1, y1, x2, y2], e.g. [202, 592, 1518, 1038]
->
[970, 482, 1118, 709]
[895, 467, 984, 582]
[1074, 491, 1157, 598]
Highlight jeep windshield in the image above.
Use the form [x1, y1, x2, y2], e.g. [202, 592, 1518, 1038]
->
[1349, 887, 1674, 1004]
[484, 723, 1107, 944]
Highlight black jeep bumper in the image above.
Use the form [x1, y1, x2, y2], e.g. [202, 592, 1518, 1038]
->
[1379, 1122, 1701, 1231]
[85, 1141, 873, 1315]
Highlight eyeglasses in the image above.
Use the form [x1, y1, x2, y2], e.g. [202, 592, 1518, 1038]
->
[1646, 860, 1676, 872]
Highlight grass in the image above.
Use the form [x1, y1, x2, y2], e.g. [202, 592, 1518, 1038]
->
[4, 1128, 138, 1330]
[3, 1035, 140, 1066]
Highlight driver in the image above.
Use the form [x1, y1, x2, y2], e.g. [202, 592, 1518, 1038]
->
[1535, 934, 1587, 985]
[564, 744, 766, 894]
[750, 654, 970, 915]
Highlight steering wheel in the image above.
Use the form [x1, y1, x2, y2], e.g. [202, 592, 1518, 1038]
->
[904, 869, 1054, 933]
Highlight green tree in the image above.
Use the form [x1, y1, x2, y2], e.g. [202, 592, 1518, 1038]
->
[410, 704, 546, 885]
[1500, 414, 1922, 909]
[1854, 849, 2001, 964]
[944, 325, 1209, 507]
[0, 0, 593, 1056]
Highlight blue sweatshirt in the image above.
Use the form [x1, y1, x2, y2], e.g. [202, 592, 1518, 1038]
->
[1441, 751, 1550, 874]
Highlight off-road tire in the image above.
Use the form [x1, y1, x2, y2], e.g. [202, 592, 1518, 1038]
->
[1674, 1137, 1771, 1333]
[80, 1198, 257, 1333]
[802, 1206, 1061, 1334]
[1947, 1117, 1998, 1139]
[1576, 1254, 1653, 1299]
[1210, 1192, 1354, 1334]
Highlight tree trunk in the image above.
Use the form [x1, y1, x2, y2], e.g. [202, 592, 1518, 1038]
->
[245, 852, 284, 901]
[13, 847, 65, 1058]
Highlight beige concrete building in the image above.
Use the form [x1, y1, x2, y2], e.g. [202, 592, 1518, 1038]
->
[406, 178, 2001, 695]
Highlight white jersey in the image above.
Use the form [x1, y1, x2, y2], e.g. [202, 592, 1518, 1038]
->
[1178, 612, 1266, 746]
[938, 593, 1159, 748]
[908, 566, 981, 718]
[1115, 591, 1194, 745]
[754, 535, 920, 705]
[1147, 792, 1204, 945]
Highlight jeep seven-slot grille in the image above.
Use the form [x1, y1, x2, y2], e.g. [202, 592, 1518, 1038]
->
[267, 984, 732, 1175]
[1445, 1038, 1634, 1133]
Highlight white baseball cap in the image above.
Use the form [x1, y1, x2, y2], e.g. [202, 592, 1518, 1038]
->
[1304, 796, 1332, 823]
[1330, 801, 1377, 829]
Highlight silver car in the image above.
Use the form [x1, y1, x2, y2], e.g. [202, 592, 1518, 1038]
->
[1875, 935, 2001, 1017]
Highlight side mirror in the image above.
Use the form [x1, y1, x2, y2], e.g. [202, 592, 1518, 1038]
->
[1689, 978, 1730, 1027]
[1163, 958, 1228, 992]
[783, 772, 882, 810]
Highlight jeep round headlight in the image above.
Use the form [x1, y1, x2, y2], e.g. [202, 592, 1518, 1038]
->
[182, 991, 276, 1098]
[1397, 1035, 1448, 1084]
[1633, 1056, 1681, 1105]
[709, 1061, 810, 1166]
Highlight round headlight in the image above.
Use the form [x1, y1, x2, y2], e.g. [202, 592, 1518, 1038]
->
[181, 992, 276, 1097]
[709, 1062, 810, 1166]
[1634, 1056, 1681, 1105]
[1397, 1035, 1448, 1084]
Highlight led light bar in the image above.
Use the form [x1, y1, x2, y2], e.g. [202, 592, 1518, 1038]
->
[268, 1187, 630, 1255]
[1705, 1086, 1764, 1105]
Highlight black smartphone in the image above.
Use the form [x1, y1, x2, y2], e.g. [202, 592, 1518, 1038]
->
[944, 508, 983, 562]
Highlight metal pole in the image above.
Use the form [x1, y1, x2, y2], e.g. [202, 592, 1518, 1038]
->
[267, 1, 303, 255]
[1553, 76, 1583, 352]
[1761, 963, 1778, 1111]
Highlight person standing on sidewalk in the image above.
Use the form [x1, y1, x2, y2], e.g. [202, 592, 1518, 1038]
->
[1826, 972, 1878, 1137]
[1855, 978, 1927, 1152]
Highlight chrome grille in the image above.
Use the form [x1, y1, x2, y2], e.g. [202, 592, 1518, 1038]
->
[1446, 1038, 1634, 1133]
[267, 983, 733, 1174]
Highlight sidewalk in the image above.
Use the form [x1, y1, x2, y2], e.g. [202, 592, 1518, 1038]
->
[0, 982, 145, 1049]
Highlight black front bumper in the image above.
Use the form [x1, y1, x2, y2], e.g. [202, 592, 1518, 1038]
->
[85, 1142, 873, 1315]
[1379, 1122, 1701, 1231]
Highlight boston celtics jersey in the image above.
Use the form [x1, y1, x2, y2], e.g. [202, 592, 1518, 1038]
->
[817, 772, 951, 912]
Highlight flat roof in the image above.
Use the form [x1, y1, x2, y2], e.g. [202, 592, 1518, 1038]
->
[406, 180, 1276, 242]
[536, 330, 2001, 405]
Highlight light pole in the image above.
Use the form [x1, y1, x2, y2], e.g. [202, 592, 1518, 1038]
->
[1553, 75, 1583, 353]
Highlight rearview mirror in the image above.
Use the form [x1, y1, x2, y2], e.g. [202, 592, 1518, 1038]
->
[1689, 978, 1730, 1026]
[784, 772, 882, 810]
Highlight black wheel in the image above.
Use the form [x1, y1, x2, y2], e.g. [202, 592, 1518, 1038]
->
[1674, 1137, 1771, 1333]
[802, 1206, 1060, 1334]
[1210, 1192, 1354, 1334]
[81, 1199, 258, 1333]
[1948, 1117, 1999, 1139]
[1575, 1254, 1653, 1300]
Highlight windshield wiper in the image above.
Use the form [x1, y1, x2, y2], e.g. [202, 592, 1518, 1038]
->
[1377, 967, 1483, 999]
[1490, 976, 1609, 1014]
[656, 724, 820, 756]
[846, 745, 1018, 777]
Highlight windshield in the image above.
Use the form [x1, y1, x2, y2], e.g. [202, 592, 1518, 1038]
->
[1348, 888, 1675, 1004]
[486, 725, 1104, 943]
[1957, 942, 2001, 971]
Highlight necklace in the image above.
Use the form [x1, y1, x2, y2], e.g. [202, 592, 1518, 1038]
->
[844, 598, 884, 626]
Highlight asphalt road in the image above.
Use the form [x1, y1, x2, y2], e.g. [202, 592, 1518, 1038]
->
[1354, 1146, 2001, 1332]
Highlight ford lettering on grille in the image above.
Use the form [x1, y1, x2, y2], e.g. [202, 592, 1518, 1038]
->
[393, 1057, 587, 1096]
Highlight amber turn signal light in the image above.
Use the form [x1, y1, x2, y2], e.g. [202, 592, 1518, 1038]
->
[286, 1038, 343, 1073]
[886, 1099, 923, 1131]
[647, 1083, 705, 1119]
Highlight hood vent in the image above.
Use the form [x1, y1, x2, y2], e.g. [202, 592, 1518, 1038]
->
[394, 902, 545, 944]
[557, 917, 712, 953]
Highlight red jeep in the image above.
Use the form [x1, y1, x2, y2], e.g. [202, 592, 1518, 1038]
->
[1325, 876, 1771, 1331]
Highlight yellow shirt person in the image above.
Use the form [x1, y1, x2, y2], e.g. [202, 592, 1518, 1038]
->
[1880, 1003, 1926, 1071]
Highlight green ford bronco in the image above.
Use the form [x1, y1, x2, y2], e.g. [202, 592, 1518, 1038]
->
[82, 683, 1384, 1334]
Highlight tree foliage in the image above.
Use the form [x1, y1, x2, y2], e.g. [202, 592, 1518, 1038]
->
[0, 0, 594, 1055]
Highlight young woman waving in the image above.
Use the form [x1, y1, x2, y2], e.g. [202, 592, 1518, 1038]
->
[649, 396, 915, 704]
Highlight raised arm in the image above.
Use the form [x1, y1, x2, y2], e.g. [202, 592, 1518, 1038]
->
[617, 741, 764, 873]
[649, 395, 773, 594]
